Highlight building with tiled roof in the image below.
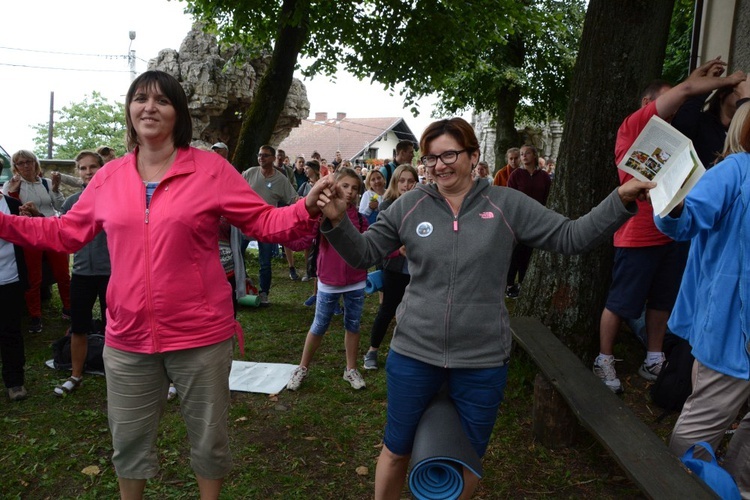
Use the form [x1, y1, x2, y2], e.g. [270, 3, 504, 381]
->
[277, 112, 418, 164]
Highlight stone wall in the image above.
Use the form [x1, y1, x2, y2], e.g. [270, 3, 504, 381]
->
[148, 24, 310, 154]
[473, 110, 563, 173]
[730, 0, 750, 70]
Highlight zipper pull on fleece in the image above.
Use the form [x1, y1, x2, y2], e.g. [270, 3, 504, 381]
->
[145, 208, 150, 224]
[453, 218, 458, 232]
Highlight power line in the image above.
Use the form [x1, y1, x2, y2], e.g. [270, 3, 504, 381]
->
[0, 45, 127, 59]
[0, 62, 131, 73]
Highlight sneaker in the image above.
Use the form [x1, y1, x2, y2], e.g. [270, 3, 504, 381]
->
[343, 368, 366, 390]
[333, 303, 344, 316]
[8, 386, 28, 401]
[28, 317, 42, 333]
[289, 267, 300, 281]
[505, 283, 520, 299]
[286, 366, 308, 391]
[167, 384, 178, 401]
[259, 292, 270, 307]
[61, 308, 72, 320]
[363, 350, 379, 370]
[301, 274, 311, 282]
[303, 295, 317, 307]
[638, 358, 665, 382]
[593, 356, 623, 394]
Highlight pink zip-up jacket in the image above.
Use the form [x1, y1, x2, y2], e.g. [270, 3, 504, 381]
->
[0, 147, 318, 354]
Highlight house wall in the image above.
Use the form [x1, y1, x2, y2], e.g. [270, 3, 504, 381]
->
[361, 130, 403, 162]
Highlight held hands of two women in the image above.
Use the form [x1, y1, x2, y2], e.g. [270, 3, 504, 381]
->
[304, 175, 347, 225]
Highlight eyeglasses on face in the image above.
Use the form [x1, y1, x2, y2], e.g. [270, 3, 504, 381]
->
[14, 160, 35, 168]
[420, 149, 466, 168]
[257, 153, 273, 158]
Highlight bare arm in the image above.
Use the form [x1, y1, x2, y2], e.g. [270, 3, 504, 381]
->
[656, 57, 746, 118]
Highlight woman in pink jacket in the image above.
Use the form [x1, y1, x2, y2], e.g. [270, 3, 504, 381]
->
[0, 71, 323, 499]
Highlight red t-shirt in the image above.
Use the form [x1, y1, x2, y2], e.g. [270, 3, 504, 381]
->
[613, 101, 673, 247]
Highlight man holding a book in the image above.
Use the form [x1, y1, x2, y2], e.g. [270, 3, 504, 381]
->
[593, 58, 745, 394]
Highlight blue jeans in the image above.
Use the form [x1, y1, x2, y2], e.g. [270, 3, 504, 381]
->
[383, 350, 508, 457]
[310, 289, 366, 335]
[257, 242, 275, 294]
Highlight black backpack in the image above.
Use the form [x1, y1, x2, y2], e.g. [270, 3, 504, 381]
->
[650, 333, 694, 416]
[51, 332, 105, 372]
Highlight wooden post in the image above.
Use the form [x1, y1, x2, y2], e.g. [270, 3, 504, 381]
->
[532, 373, 578, 449]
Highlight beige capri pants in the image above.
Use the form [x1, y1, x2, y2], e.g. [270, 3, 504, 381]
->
[103, 338, 233, 479]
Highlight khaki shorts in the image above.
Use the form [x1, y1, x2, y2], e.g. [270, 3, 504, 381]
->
[103, 339, 233, 479]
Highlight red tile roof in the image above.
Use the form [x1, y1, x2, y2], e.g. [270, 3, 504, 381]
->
[277, 115, 417, 161]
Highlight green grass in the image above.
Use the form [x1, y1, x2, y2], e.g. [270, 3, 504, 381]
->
[0, 251, 671, 498]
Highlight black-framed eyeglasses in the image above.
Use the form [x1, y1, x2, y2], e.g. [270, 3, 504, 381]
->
[257, 153, 273, 158]
[420, 150, 466, 168]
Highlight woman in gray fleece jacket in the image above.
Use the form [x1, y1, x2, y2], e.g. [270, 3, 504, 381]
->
[316, 117, 653, 499]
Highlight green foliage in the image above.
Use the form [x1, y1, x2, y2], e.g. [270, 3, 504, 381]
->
[434, 0, 586, 124]
[32, 91, 126, 160]
[184, 0, 523, 110]
[663, 0, 694, 84]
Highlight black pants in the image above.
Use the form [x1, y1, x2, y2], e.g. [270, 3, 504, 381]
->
[0, 281, 25, 388]
[369, 270, 410, 349]
[507, 244, 533, 286]
[70, 274, 110, 334]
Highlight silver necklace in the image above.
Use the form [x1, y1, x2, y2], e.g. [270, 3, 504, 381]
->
[139, 149, 176, 182]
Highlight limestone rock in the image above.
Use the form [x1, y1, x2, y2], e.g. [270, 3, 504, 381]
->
[147, 23, 309, 153]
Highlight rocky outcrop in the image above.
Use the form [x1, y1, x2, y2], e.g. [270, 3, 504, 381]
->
[148, 23, 309, 153]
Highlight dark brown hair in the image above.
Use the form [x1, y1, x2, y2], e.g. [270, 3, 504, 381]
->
[125, 70, 191, 150]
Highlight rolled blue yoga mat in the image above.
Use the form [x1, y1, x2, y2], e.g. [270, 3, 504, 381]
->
[365, 270, 384, 294]
[408, 390, 482, 500]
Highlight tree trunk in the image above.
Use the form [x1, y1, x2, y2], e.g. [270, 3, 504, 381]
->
[232, 0, 310, 169]
[492, 35, 525, 162]
[515, 0, 676, 361]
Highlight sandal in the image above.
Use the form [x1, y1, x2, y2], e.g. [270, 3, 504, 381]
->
[54, 376, 82, 397]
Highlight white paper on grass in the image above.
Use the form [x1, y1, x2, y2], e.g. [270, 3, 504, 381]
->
[228, 360, 298, 394]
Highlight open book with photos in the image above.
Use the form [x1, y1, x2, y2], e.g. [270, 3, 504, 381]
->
[617, 115, 705, 217]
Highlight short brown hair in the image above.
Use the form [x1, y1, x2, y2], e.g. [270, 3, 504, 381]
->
[395, 140, 414, 154]
[75, 150, 104, 167]
[419, 118, 479, 156]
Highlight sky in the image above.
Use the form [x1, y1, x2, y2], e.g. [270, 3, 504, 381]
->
[1, 0, 443, 156]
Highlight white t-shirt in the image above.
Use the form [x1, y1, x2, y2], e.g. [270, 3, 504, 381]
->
[0, 197, 19, 285]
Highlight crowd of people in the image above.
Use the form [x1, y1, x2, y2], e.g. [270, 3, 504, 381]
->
[1, 61, 749, 499]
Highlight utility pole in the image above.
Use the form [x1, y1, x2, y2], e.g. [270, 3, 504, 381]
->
[47, 92, 54, 159]
[128, 31, 137, 81]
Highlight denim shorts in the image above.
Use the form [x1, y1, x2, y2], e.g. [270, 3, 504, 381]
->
[310, 288, 366, 335]
[383, 350, 508, 457]
[605, 241, 689, 318]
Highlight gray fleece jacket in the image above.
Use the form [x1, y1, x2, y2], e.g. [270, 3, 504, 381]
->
[322, 179, 636, 369]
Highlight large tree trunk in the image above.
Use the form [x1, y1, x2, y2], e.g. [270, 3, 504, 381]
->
[492, 35, 525, 162]
[232, 0, 310, 169]
[515, 0, 676, 361]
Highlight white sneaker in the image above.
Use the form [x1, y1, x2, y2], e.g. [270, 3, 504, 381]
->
[638, 355, 665, 382]
[343, 368, 366, 390]
[286, 366, 308, 391]
[593, 356, 623, 394]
